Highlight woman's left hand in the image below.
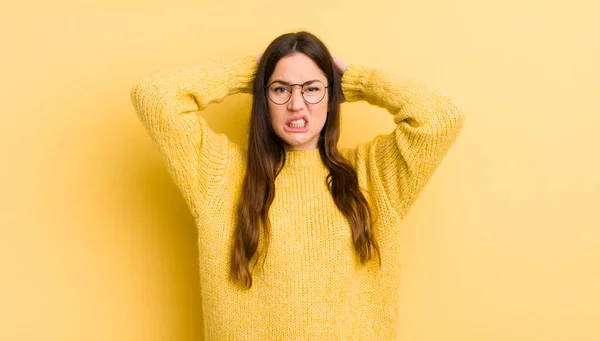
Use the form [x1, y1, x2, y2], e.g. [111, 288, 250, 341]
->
[332, 55, 349, 76]
[332, 55, 348, 102]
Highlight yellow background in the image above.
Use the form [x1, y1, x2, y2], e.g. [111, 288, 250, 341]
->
[2, 1, 599, 340]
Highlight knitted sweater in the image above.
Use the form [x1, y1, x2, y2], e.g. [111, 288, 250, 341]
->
[130, 55, 465, 340]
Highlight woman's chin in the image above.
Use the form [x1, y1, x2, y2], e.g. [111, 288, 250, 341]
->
[283, 138, 318, 151]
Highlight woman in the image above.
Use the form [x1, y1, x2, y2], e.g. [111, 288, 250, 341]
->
[131, 31, 464, 340]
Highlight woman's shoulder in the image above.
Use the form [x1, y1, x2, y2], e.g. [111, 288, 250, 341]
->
[339, 136, 384, 167]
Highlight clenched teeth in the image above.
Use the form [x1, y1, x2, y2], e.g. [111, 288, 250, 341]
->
[288, 119, 306, 127]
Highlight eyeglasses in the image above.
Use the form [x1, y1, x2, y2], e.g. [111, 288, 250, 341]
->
[264, 80, 328, 105]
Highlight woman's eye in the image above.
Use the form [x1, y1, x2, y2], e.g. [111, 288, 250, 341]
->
[274, 87, 288, 93]
[306, 87, 319, 92]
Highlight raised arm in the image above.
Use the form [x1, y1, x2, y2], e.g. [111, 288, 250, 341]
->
[341, 64, 466, 218]
[130, 56, 257, 213]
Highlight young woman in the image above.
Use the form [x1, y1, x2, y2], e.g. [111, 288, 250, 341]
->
[131, 31, 465, 340]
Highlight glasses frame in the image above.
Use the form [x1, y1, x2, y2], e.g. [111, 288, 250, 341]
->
[264, 80, 329, 105]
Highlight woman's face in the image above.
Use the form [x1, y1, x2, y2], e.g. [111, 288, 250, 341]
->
[267, 53, 329, 151]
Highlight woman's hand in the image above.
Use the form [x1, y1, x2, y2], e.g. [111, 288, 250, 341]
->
[332, 55, 349, 77]
[332, 55, 348, 102]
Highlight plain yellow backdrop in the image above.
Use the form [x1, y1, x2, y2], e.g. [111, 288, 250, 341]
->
[1, 1, 599, 340]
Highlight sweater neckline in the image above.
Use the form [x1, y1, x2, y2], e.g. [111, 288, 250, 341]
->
[283, 149, 323, 168]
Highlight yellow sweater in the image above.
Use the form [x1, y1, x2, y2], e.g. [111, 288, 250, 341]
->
[130, 55, 465, 340]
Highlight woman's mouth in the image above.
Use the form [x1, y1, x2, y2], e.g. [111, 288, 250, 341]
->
[285, 118, 309, 132]
[288, 118, 306, 128]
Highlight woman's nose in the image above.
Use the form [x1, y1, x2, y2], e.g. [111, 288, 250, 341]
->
[287, 88, 305, 111]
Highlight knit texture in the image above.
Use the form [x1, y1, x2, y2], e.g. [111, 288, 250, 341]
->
[130, 55, 465, 340]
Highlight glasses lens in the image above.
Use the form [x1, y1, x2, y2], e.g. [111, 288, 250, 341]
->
[268, 83, 292, 104]
[302, 81, 326, 104]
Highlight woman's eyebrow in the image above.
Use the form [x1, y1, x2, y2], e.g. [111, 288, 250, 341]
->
[270, 79, 322, 85]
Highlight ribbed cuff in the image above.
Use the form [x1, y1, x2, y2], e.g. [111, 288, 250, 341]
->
[341, 64, 372, 103]
[227, 55, 258, 94]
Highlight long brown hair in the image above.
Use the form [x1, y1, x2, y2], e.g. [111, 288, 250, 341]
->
[230, 31, 380, 288]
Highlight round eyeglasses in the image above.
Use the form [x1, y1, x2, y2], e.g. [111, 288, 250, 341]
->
[264, 80, 328, 105]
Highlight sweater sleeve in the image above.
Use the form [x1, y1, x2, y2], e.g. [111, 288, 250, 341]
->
[341, 65, 465, 219]
[130, 56, 257, 214]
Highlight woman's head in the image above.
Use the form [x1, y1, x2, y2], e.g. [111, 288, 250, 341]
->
[251, 31, 343, 152]
[231, 32, 379, 289]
